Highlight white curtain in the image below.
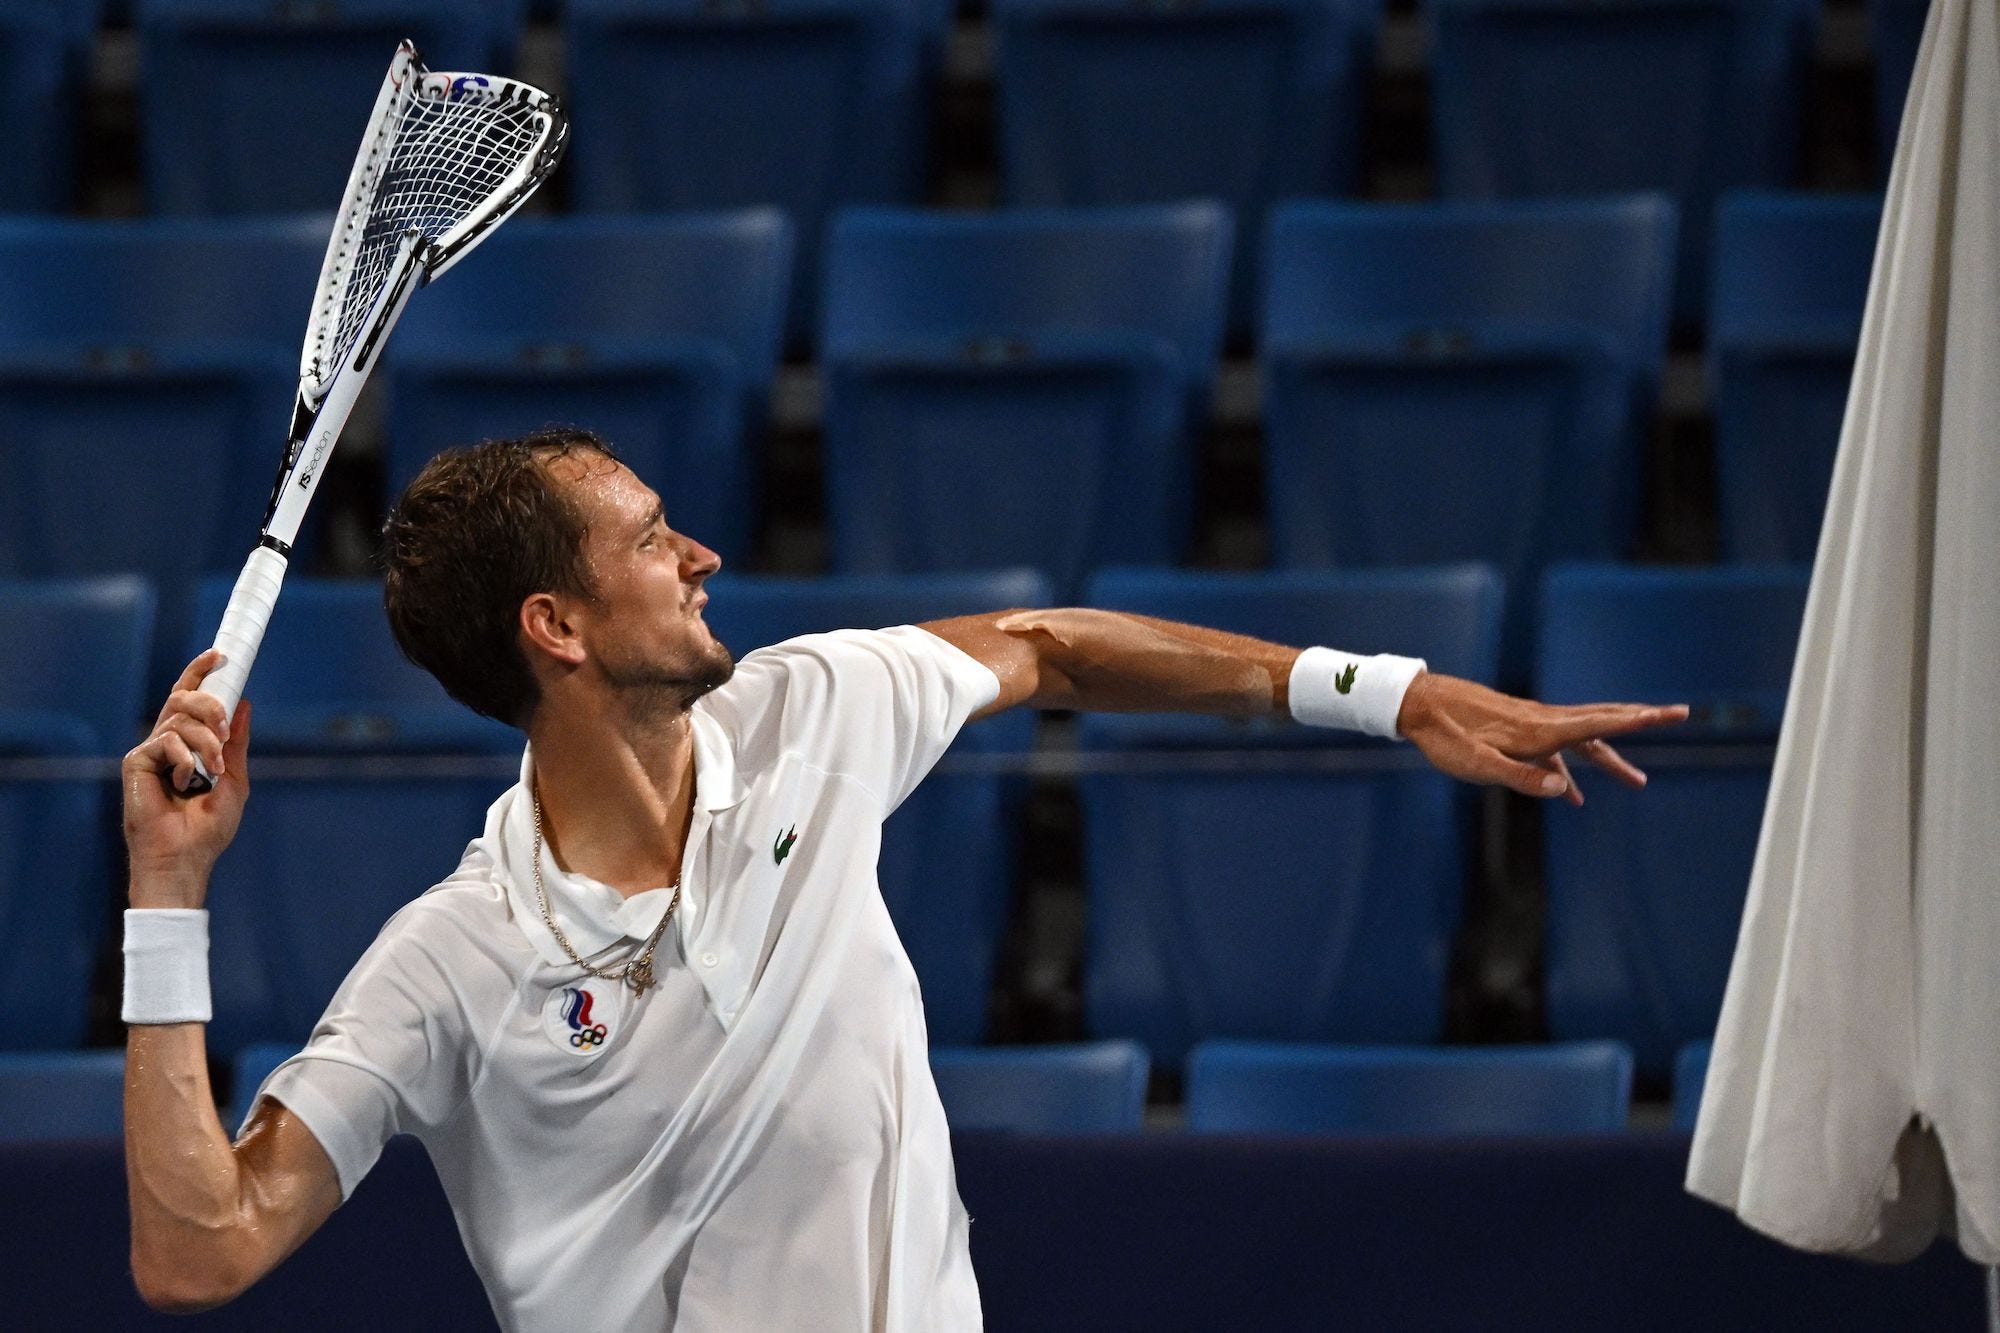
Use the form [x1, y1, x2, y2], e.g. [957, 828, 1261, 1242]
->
[1687, 0, 2000, 1262]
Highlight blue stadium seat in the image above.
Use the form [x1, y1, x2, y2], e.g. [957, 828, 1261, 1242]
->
[991, 0, 1379, 331]
[1538, 563, 1811, 1077]
[1672, 1039, 1711, 1133]
[186, 578, 516, 1056]
[0, 578, 156, 1051]
[0, 219, 324, 691]
[702, 569, 1052, 1044]
[0, 2, 102, 213]
[1710, 193, 1881, 562]
[1262, 197, 1675, 683]
[822, 204, 1231, 598]
[0, 218, 324, 348]
[0, 576, 159, 756]
[386, 212, 795, 565]
[1870, 0, 1932, 177]
[0, 1052, 127, 1141]
[1428, 0, 1818, 318]
[229, 1040, 298, 1129]
[1078, 565, 1504, 1065]
[135, 0, 520, 214]
[1185, 1039, 1635, 1134]
[931, 1041, 1150, 1133]
[188, 576, 517, 754]
[565, 0, 934, 340]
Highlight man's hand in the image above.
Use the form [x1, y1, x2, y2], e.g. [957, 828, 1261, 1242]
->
[1396, 672, 1688, 805]
[123, 649, 251, 906]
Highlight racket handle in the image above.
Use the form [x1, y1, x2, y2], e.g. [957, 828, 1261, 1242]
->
[183, 545, 289, 797]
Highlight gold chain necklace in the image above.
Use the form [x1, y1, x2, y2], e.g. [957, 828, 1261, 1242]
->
[531, 791, 681, 993]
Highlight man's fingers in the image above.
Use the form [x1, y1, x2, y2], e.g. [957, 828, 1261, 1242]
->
[220, 699, 251, 787]
[161, 714, 225, 779]
[163, 688, 231, 741]
[1572, 737, 1648, 789]
[1483, 748, 1574, 799]
[1545, 751, 1583, 806]
[1537, 703, 1687, 750]
[164, 649, 226, 705]
[152, 731, 197, 793]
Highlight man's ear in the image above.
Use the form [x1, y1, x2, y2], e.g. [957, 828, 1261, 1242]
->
[520, 592, 587, 668]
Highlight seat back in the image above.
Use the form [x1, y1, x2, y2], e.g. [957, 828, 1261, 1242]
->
[0, 220, 323, 689]
[189, 576, 517, 754]
[1710, 192, 1881, 562]
[822, 204, 1230, 596]
[0, 576, 158, 755]
[1537, 563, 1810, 1076]
[703, 569, 1051, 1043]
[1185, 1039, 1634, 1134]
[992, 0, 1379, 329]
[0, 1052, 127, 1141]
[135, 0, 519, 213]
[0, 578, 155, 1050]
[1262, 197, 1674, 681]
[1078, 566, 1503, 1064]
[386, 212, 795, 564]
[1428, 0, 1818, 316]
[0, 716, 120, 1053]
[565, 0, 934, 340]
[0, 218, 324, 349]
[0, 1, 103, 213]
[1672, 1038, 1711, 1133]
[930, 1041, 1150, 1133]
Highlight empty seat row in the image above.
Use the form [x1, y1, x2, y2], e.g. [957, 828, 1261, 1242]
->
[0, 196, 1873, 685]
[5, 0, 1925, 326]
[1, 1038, 1652, 1142]
[2, 563, 1805, 1074]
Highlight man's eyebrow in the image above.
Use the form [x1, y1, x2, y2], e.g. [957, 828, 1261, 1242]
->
[634, 501, 665, 536]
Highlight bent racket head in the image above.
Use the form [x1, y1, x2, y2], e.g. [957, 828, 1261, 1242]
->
[179, 43, 566, 796]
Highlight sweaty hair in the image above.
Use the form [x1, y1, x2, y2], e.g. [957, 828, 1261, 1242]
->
[381, 428, 620, 727]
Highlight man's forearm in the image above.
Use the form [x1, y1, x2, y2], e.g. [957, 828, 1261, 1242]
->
[994, 608, 1302, 716]
[124, 872, 256, 1311]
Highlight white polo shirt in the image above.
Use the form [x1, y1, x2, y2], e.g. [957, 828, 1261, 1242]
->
[251, 626, 1001, 1331]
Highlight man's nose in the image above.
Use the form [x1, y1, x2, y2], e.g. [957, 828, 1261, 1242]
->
[680, 535, 722, 578]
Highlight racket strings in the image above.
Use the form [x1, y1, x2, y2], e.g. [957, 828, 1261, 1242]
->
[322, 90, 546, 380]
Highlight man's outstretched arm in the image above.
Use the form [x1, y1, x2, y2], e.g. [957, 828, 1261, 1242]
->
[919, 608, 1689, 802]
[122, 650, 343, 1312]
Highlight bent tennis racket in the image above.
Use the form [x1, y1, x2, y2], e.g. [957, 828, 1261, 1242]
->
[184, 41, 566, 793]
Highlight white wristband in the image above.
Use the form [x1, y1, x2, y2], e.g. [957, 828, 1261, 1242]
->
[1289, 647, 1428, 739]
[122, 909, 212, 1025]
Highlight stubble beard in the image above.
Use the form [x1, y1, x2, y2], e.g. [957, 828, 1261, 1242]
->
[604, 634, 738, 722]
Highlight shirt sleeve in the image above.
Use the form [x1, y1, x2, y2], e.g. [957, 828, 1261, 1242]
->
[710, 625, 1002, 818]
[247, 895, 480, 1200]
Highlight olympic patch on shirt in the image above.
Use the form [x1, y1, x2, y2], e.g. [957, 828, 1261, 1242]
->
[542, 981, 624, 1058]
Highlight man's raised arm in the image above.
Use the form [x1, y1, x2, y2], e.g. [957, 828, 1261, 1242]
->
[121, 649, 342, 1312]
[920, 608, 1689, 803]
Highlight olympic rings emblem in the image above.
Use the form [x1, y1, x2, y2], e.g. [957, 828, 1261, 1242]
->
[569, 1024, 608, 1049]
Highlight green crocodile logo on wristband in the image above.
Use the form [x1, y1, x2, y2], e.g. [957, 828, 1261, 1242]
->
[1334, 663, 1358, 695]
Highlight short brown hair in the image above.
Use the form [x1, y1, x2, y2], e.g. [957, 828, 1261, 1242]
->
[382, 428, 620, 727]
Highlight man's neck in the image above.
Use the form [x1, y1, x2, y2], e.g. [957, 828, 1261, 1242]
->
[526, 697, 698, 900]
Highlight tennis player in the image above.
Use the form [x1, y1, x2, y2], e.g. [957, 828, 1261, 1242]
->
[121, 429, 1687, 1328]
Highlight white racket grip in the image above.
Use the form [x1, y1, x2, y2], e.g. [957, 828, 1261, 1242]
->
[191, 545, 290, 779]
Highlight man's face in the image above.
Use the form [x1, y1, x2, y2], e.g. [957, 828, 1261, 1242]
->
[551, 451, 735, 711]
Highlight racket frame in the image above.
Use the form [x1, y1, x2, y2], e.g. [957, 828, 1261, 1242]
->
[181, 41, 565, 793]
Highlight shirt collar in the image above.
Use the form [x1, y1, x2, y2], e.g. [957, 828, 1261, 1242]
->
[480, 704, 744, 967]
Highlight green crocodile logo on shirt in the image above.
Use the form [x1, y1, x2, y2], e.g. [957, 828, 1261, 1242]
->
[1334, 663, 1358, 695]
[774, 825, 798, 866]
